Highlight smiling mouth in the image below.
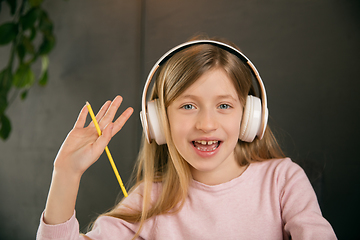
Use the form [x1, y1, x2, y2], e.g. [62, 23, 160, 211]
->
[192, 140, 221, 151]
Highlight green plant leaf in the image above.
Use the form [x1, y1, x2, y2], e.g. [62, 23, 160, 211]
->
[38, 34, 55, 55]
[0, 0, 58, 141]
[21, 7, 42, 30]
[20, 90, 28, 100]
[5, 0, 17, 15]
[38, 69, 47, 86]
[29, 26, 37, 40]
[0, 113, 11, 140]
[0, 22, 18, 45]
[22, 35, 35, 55]
[39, 11, 53, 34]
[0, 68, 12, 116]
[13, 64, 35, 88]
[38, 12, 55, 55]
[41, 55, 49, 71]
[38, 55, 48, 86]
[0, 67, 13, 95]
[0, 93, 7, 116]
[16, 36, 36, 64]
[0, 89, 7, 114]
[29, 0, 43, 7]
[17, 42, 26, 62]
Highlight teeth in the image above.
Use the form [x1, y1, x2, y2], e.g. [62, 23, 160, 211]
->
[195, 140, 218, 145]
[193, 140, 220, 151]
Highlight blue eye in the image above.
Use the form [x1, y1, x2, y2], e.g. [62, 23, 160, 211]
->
[182, 104, 195, 110]
[219, 104, 230, 109]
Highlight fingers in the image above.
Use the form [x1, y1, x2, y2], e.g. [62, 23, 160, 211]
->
[90, 96, 123, 130]
[73, 104, 89, 129]
[95, 100, 112, 124]
[111, 107, 134, 136]
[93, 123, 114, 156]
[78, 96, 132, 137]
[99, 96, 123, 126]
[91, 105, 128, 162]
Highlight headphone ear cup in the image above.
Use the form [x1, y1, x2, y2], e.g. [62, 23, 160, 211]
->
[146, 99, 166, 145]
[239, 95, 262, 142]
[140, 109, 150, 144]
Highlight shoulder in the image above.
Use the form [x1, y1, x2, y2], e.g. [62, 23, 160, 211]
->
[262, 157, 299, 168]
[260, 158, 317, 205]
[272, 158, 305, 176]
[251, 158, 304, 176]
[249, 158, 308, 190]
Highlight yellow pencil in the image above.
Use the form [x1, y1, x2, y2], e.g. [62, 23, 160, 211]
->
[86, 101, 128, 197]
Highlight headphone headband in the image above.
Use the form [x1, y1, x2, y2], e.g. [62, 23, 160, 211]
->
[140, 40, 268, 144]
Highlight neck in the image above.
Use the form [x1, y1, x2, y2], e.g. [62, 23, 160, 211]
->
[191, 163, 248, 186]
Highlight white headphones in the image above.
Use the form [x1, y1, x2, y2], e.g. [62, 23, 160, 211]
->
[140, 40, 268, 145]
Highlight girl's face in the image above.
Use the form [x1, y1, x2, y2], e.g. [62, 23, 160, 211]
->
[167, 68, 245, 185]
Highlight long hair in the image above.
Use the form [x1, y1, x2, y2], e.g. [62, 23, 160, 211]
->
[99, 36, 285, 238]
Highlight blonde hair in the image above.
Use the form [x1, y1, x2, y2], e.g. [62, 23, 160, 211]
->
[100, 36, 285, 238]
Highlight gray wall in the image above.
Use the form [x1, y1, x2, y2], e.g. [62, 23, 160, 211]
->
[0, 0, 359, 239]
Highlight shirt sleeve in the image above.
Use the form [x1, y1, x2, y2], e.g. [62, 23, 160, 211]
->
[36, 210, 144, 240]
[36, 211, 83, 240]
[36, 184, 153, 240]
[278, 159, 337, 240]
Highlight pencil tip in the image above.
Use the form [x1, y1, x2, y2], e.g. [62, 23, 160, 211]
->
[86, 101, 89, 105]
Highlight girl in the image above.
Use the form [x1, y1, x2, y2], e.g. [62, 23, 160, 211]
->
[37, 37, 337, 239]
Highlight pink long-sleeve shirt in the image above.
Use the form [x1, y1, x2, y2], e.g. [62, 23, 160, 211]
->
[37, 158, 337, 239]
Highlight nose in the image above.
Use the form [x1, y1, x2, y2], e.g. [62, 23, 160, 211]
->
[195, 109, 218, 133]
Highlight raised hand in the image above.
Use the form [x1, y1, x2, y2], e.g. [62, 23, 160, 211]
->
[44, 96, 133, 225]
[54, 96, 133, 177]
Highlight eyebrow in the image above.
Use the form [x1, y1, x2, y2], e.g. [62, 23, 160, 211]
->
[179, 94, 239, 101]
[216, 94, 239, 101]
